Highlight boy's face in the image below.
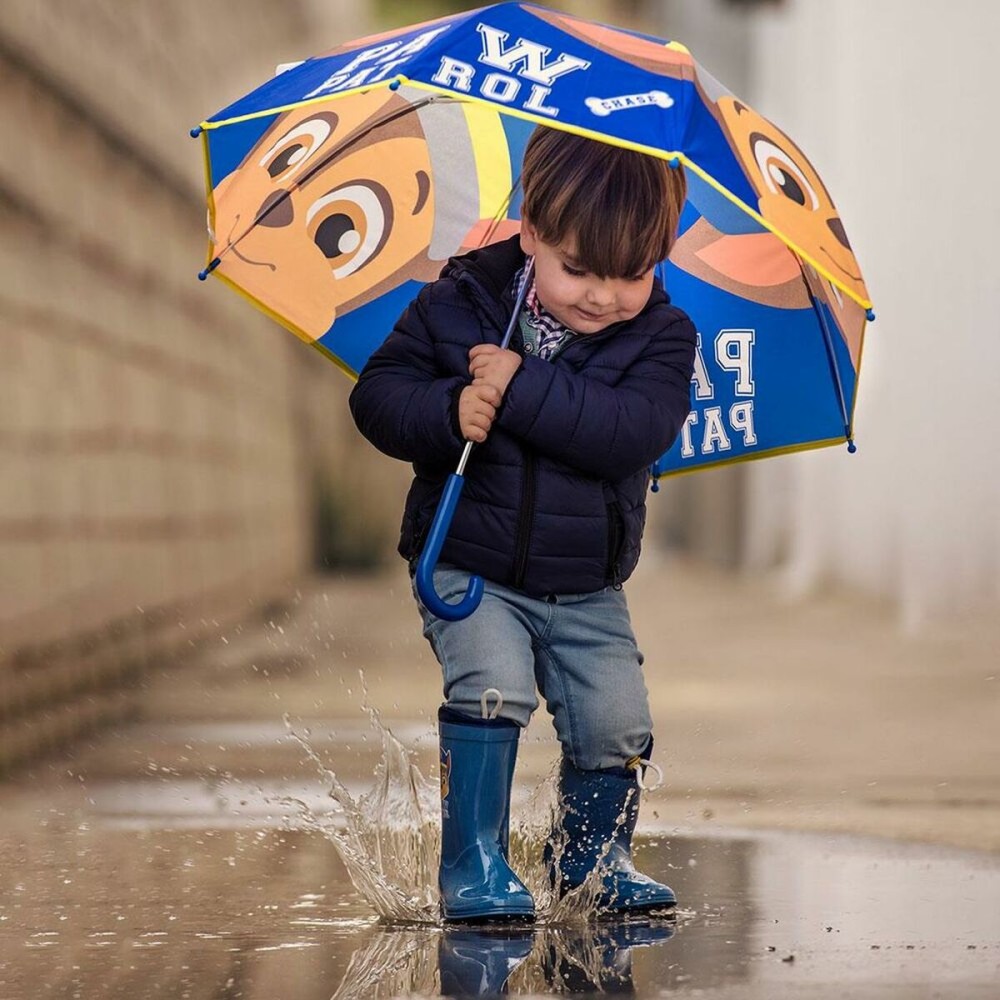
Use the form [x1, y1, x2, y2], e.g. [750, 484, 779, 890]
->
[520, 222, 655, 335]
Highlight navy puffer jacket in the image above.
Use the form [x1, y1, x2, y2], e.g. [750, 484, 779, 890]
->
[349, 236, 695, 597]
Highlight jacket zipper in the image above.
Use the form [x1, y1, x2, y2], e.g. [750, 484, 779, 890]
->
[606, 500, 625, 589]
[512, 452, 536, 589]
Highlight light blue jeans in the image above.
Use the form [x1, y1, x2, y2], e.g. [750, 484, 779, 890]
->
[413, 564, 653, 771]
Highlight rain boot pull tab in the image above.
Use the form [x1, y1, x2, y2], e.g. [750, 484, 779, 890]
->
[481, 688, 503, 720]
[627, 756, 663, 792]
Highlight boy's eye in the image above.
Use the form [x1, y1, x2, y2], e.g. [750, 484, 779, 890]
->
[562, 262, 586, 277]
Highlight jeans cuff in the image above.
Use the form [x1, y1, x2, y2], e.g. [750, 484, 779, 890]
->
[438, 704, 520, 729]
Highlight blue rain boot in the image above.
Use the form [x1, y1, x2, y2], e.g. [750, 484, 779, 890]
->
[439, 707, 535, 923]
[439, 928, 534, 996]
[548, 747, 676, 915]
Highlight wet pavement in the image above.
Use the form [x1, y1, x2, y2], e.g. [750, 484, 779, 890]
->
[3, 721, 999, 997]
[2, 565, 999, 997]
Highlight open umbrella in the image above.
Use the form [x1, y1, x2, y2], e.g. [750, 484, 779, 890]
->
[191, 2, 873, 617]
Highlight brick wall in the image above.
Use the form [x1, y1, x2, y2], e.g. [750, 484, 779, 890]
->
[0, 0, 374, 770]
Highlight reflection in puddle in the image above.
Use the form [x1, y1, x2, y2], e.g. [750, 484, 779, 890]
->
[328, 921, 679, 998]
[331, 926, 439, 999]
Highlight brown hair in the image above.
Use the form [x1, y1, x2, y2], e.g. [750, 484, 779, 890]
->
[519, 126, 687, 279]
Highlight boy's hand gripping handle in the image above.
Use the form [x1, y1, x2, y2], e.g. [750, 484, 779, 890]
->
[414, 471, 484, 620]
[414, 259, 533, 622]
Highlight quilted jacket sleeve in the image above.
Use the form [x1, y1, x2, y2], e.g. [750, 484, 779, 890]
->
[348, 283, 468, 467]
[496, 311, 696, 481]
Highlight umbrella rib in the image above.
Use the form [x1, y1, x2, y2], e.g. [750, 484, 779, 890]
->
[807, 285, 855, 448]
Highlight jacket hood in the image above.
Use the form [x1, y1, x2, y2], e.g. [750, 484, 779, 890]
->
[440, 235, 524, 298]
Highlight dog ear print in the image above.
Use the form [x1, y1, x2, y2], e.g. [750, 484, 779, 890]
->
[672, 217, 811, 310]
[460, 218, 521, 253]
[695, 231, 803, 288]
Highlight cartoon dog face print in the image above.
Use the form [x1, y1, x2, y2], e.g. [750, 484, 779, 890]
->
[716, 97, 868, 363]
[717, 98, 866, 301]
[210, 90, 443, 341]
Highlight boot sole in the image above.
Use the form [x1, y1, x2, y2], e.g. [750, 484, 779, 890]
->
[558, 881, 677, 918]
[441, 906, 536, 925]
[599, 901, 677, 919]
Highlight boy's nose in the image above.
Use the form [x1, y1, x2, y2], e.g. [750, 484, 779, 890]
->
[586, 282, 614, 307]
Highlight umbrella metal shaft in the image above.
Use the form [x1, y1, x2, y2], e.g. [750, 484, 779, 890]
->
[456, 257, 534, 478]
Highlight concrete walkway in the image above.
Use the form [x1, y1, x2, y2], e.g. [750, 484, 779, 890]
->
[17, 551, 994, 854]
[2, 554, 999, 999]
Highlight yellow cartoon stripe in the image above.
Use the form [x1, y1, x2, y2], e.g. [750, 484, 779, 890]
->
[197, 129, 217, 270]
[461, 101, 512, 227]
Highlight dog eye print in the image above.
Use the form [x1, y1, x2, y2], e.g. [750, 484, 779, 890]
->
[749, 132, 820, 211]
[304, 180, 395, 279]
[208, 91, 447, 342]
[257, 112, 340, 182]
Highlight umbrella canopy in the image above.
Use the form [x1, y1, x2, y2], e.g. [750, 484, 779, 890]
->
[192, 2, 873, 477]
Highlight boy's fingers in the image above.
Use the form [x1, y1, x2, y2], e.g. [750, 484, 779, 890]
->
[462, 383, 495, 403]
[462, 412, 493, 442]
[459, 381, 498, 442]
[468, 344, 499, 360]
[471, 381, 502, 406]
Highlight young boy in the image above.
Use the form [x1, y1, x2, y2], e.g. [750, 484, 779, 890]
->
[349, 126, 695, 922]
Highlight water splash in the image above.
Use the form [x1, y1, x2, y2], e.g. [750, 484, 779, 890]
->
[283, 675, 674, 927]
[284, 696, 440, 923]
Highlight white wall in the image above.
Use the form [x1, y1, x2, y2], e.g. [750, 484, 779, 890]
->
[740, 0, 1000, 627]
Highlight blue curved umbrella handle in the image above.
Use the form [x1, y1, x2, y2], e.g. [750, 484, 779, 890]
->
[415, 473, 484, 621]
[415, 260, 532, 621]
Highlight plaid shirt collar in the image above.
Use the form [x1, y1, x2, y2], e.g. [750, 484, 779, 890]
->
[514, 258, 574, 359]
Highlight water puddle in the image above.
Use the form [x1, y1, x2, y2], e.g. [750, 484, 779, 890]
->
[1, 695, 998, 998]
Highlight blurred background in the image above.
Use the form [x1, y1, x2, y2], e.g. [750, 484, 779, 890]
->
[1, 0, 997, 774]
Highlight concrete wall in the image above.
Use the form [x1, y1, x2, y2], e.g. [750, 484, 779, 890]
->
[742, 0, 1000, 627]
[0, 0, 372, 769]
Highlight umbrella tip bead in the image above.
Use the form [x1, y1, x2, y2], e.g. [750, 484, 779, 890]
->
[865, 308, 875, 322]
[198, 258, 221, 281]
[668, 156, 681, 169]
[389, 77, 401, 91]
[847, 439, 857, 454]
[189, 125, 203, 138]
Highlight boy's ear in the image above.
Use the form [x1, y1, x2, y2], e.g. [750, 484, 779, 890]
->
[519, 218, 538, 256]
